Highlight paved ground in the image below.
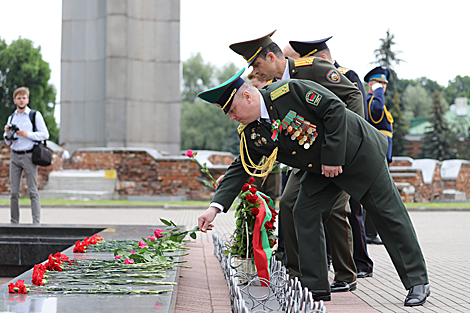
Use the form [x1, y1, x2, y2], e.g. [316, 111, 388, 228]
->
[1, 205, 469, 312]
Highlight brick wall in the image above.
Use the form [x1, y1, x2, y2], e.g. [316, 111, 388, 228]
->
[0, 143, 62, 196]
[62, 150, 224, 200]
[441, 162, 470, 199]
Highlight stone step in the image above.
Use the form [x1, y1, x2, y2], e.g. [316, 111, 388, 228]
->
[42, 170, 116, 192]
[40, 170, 117, 200]
[39, 190, 116, 200]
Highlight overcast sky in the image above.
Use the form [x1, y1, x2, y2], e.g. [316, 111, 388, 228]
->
[1, 0, 469, 110]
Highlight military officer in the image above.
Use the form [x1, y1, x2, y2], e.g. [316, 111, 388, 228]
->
[196, 70, 430, 306]
[288, 37, 374, 279]
[364, 66, 393, 164]
[229, 31, 362, 292]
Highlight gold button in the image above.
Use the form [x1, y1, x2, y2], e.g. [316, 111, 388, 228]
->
[270, 106, 273, 110]
[308, 164, 313, 167]
[292, 151, 296, 155]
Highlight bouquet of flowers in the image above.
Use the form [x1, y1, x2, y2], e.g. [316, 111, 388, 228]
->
[225, 177, 278, 283]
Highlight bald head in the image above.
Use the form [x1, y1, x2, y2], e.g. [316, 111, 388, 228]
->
[283, 43, 301, 60]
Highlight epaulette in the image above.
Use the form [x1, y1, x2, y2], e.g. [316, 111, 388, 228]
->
[294, 57, 315, 67]
[238, 123, 248, 134]
[337, 66, 350, 75]
[270, 82, 290, 101]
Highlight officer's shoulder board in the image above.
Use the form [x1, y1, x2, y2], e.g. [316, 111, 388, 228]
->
[238, 123, 248, 134]
[294, 57, 315, 67]
[337, 66, 350, 75]
[270, 82, 290, 101]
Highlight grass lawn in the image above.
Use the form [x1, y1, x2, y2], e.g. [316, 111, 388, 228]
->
[0, 198, 211, 206]
[0, 198, 469, 208]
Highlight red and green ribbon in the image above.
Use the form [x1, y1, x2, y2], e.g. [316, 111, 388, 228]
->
[253, 191, 274, 286]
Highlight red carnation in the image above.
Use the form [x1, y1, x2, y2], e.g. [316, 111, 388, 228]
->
[8, 280, 27, 294]
[246, 193, 259, 204]
[265, 221, 274, 230]
[251, 207, 260, 216]
[242, 183, 250, 192]
[249, 177, 256, 184]
[32, 264, 46, 286]
[249, 187, 258, 194]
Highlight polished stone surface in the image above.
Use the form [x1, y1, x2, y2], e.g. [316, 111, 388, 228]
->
[0, 225, 179, 313]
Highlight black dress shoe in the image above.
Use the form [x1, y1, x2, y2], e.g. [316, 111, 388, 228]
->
[404, 284, 430, 306]
[366, 235, 383, 245]
[310, 290, 331, 301]
[357, 271, 373, 278]
[330, 280, 357, 292]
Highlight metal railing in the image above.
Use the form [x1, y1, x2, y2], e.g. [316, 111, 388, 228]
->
[212, 232, 326, 313]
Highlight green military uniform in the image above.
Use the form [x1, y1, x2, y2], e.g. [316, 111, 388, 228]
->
[208, 79, 428, 294]
[279, 56, 363, 283]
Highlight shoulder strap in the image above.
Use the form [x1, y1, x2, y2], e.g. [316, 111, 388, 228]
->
[29, 110, 37, 132]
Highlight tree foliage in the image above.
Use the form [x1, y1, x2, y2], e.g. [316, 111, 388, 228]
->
[0, 37, 58, 141]
[372, 29, 403, 68]
[419, 91, 456, 160]
[444, 75, 470, 105]
[389, 92, 408, 156]
[181, 54, 239, 152]
[402, 84, 433, 120]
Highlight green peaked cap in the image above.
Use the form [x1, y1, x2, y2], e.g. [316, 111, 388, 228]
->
[229, 30, 276, 66]
[197, 68, 245, 114]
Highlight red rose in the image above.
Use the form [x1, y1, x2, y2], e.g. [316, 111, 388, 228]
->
[249, 177, 255, 184]
[246, 194, 259, 204]
[251, 207, 259, 216]
[265, 221, 274, 230]
[242, 183, 250, 192]
[249, 187, 258, 194]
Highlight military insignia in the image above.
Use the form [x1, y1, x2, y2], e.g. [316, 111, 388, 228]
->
[270, 83, 290, 101]
[337, 66, 350, 75]
[294, 57, 315, 67]
[305, 90, 323, 106]
[238, 123, 248, 134]
[326, 68, 341, 84]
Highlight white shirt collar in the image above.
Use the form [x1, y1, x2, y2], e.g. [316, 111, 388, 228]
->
[258, 90, 270, 121]
[15, 106, 31, 115]
[281, 59, 290, 81]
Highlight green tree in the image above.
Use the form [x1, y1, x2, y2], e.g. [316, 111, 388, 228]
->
[181, 54, 239, 152]
[182, 53, 215, 103]
[402, 84, 433, 120]
[373, 29, 404, 68]
[443, 75, 470, 105]
[389, 92, 409, 156]
[0, 37, 58, 141]
[420, 90, 455, 160]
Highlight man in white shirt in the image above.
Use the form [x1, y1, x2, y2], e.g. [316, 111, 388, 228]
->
[3, 87, 49, 224]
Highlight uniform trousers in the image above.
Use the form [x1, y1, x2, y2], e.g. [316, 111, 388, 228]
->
[294, 160, 428, 291]
[10, 151, 41, 224]
[279, 169, 356, 283]
[349, 198, 374, 273]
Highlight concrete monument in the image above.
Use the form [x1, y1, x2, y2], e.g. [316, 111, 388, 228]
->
[60, 0, 181, 154]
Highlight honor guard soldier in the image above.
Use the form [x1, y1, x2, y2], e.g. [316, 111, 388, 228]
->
[288, 36, 374, 280]
[364, 66, 393, 164]
[196, 69, 430, 306]
[229, 30, 362, 292]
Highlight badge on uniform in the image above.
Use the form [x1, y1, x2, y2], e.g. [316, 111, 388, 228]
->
[281, 110, 318, 149]
[305, 90, 322, 106]
[326, 68, 341, 84]
[250, 127, 268, 147]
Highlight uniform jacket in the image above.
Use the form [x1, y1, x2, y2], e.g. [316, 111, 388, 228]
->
[213, 80, 388, 212]
[334, 61, 368, 121]
[366, 88, 393, 163]
[287, 57, 364, 119]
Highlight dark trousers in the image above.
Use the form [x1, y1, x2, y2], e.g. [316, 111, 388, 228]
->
[294, 161, 428, 291]
[349, 198, 374, 273]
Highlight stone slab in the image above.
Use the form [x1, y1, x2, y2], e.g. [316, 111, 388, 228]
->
[0, 225, 182, 313]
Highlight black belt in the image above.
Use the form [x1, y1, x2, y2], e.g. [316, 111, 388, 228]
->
[12, 149, 34, 154]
